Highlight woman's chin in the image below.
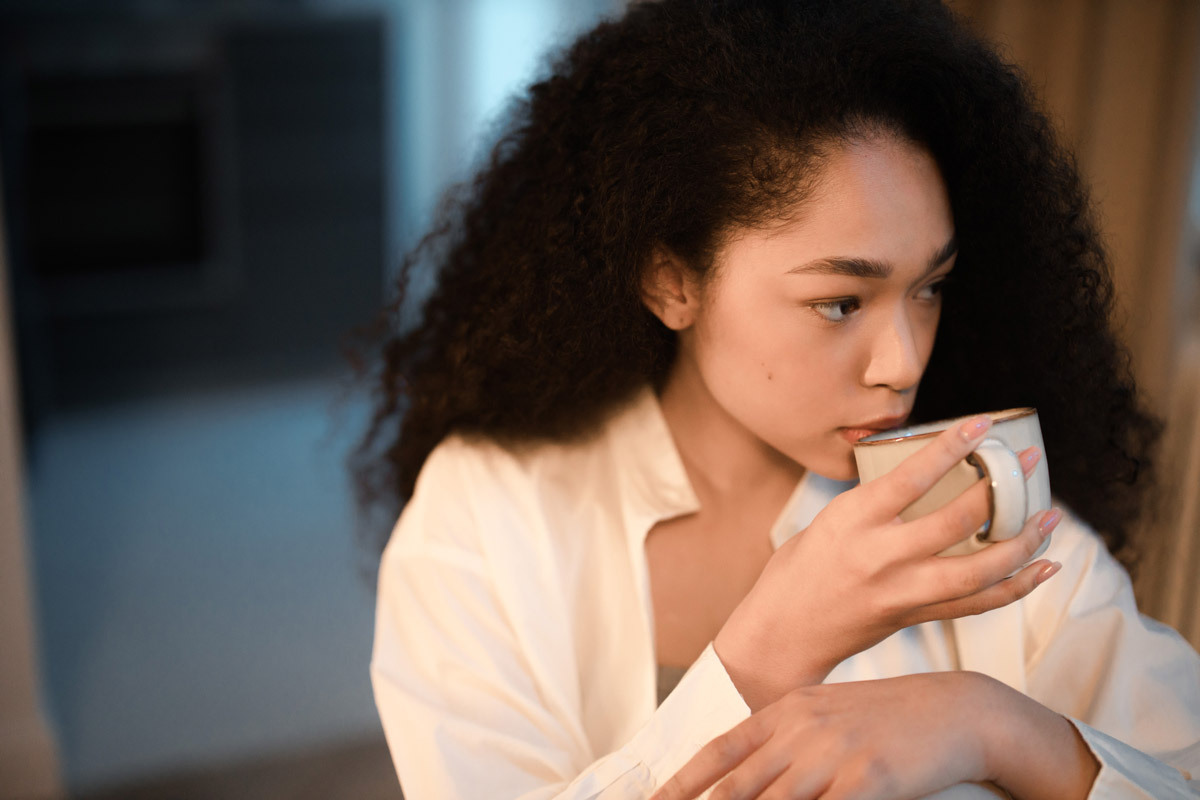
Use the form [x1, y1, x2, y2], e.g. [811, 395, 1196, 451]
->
[804, 451, 860, 483]
[828, 465, 861, 483]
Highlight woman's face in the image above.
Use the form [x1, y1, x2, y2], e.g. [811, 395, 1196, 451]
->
[677, 136, 956, 480]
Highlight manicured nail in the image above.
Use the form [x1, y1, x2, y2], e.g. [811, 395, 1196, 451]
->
[1020, 447, 1041, 473]
[1035, 561, 1062, 585]
[958, 415, 992, 442]
[1039, 508, 1063, 538]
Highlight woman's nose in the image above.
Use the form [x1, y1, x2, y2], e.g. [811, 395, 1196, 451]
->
[862, 309, 925, 392]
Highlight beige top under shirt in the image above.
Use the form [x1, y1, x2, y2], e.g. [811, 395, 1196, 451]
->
[656, 664, 688, 707]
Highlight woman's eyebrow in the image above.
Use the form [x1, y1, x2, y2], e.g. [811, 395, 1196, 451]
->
[786, 234, 958, 280]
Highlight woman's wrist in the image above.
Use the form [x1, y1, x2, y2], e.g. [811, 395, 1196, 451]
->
[712, 622, 832, 712]
[978, 676, 1100, 799]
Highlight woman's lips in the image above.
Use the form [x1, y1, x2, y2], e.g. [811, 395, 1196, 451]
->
[840, 427, 887, 443]
[839, 414, 909, 443]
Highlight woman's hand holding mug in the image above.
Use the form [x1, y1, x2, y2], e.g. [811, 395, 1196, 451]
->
[713, 414, 1062, 712]
[855, 408, 1053, 559]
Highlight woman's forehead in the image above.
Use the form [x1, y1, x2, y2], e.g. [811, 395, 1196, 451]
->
[713, 137, 953, 270]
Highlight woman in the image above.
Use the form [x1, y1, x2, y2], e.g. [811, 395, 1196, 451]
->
[356, 0, 1200, 797]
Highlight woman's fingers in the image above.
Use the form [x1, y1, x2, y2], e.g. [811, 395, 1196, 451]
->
[910, 520, 1063, 624]
[758, 767, 831, 800]
[706, 737, 794, 800]
[650, 716, 770, 800]
[1018, 445, 1041, 477]
[895, 477, 992, 557]
[654, 701, 834, 800]
[891, 444, 1044, 559]
[901, 504, 1059, 611]
[925, 507, 1062, 598]
[913, 556, 1061, 623]
[866, 416, 993, 519]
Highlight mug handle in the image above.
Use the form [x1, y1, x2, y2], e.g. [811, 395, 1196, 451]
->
[966, 438, 1027, 542]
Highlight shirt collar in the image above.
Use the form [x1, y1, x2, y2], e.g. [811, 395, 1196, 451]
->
[609, 384, 858, 549]
[608, 385, 701, 530]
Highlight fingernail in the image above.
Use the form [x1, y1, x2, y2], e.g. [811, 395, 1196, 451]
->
[1039, 508, 1062, 538]
[957, 415, 992, 442]
[1035, 561, 1062, 585]
[1020, 447, 1041, 473]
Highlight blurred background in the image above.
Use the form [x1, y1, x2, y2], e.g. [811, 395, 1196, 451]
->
[0, 1, 1198, 798]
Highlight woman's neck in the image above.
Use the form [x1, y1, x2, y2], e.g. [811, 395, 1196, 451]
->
[657, 359, 806, 506]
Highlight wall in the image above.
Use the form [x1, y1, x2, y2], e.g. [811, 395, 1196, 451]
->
[0, 0, 622, 793]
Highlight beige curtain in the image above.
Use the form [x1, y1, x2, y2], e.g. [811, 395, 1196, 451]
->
[947, 0, 1200, 646]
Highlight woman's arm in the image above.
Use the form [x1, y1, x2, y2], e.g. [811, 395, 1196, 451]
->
[714, 417, 1056, 711]
[651, 672, 1098, 800]
[655, 508, 1200, 799]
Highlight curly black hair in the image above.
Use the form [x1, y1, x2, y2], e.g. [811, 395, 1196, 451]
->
[351, 0, 1161, 568]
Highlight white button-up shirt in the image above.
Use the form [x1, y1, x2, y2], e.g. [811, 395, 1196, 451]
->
[371, 386, 1200, 798]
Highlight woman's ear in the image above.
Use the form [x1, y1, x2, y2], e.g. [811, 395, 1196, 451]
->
[640, 247, 700, 331]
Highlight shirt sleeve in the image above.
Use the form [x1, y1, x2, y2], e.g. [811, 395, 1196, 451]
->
[1022, 512, 1200, 798]
[369, 443, 750, 800]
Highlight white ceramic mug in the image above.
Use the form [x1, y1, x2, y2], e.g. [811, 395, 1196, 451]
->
[853, 408, 1052, 558]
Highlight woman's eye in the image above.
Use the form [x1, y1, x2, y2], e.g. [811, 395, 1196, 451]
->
[810, 298, 860, 323]
[919, 277, 950, 300]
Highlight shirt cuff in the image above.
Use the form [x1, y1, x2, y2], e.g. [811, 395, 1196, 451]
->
[1067, 717, 1196, 799]
[627, 642, 751, 786]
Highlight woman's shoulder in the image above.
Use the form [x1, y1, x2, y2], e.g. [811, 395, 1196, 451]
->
[1026, 497, 1134, 618]
[389, 398, 649, 557]
[415, 424, 618, 507]
[414, 385, 667, 505]
[1045, 500, 1107, 559]
[1042, 500, 1125, 579]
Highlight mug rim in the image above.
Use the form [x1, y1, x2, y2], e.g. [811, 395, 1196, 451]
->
[854, 407, 1038, 446]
